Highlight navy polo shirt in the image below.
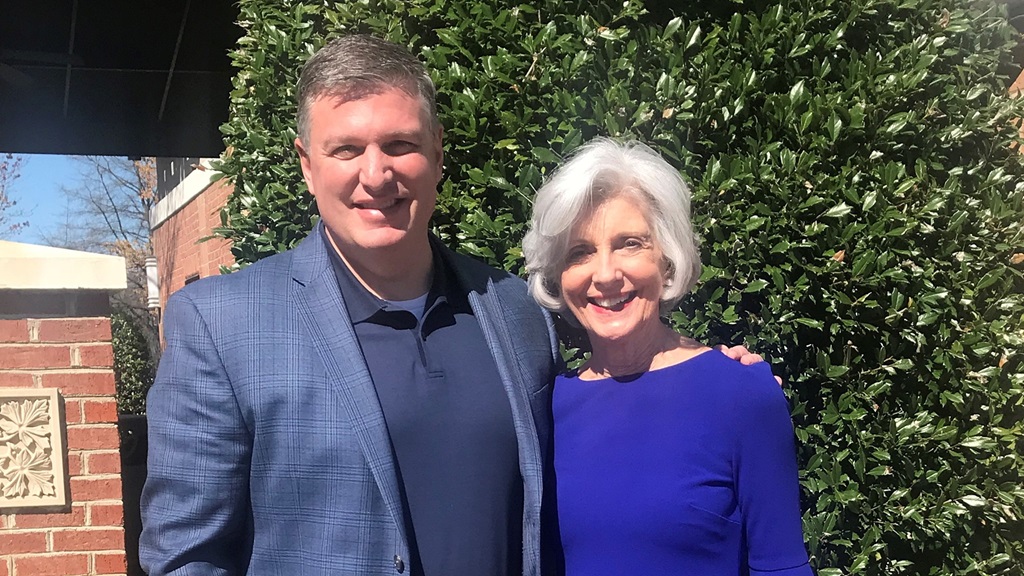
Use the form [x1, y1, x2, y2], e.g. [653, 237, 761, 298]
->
[325, 234, 523, 576]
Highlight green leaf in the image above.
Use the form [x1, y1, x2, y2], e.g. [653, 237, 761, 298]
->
[788, 80, 806, 103]
[862, 191, 877, 212]
[959, 495, 987, 508]
[744, 279, 769, 292]
[826, 365, 850, 378]
[664, 17, 683, 39]
[684, 25, 702, 51]
[823, 202, 852, 218]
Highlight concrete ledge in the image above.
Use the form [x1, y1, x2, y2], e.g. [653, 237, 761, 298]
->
[150, 158, 221, 229]
[0, 242, 127, 291]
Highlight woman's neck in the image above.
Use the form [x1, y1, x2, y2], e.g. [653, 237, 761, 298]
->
[583, 322, 699, 380]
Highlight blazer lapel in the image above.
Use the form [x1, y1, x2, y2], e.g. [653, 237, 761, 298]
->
[290, 226, 408, 545]
[448, 251, 545, 574]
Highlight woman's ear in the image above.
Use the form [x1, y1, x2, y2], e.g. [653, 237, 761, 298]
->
[662, 258, 675, 286]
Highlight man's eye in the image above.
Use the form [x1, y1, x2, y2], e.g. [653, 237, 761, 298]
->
[384, 141, 418, 155]
[332, 146, 361, 158]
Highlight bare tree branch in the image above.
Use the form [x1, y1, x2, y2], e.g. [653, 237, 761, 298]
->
[0, 153, 29, 238]
[40, 156, 159, 359]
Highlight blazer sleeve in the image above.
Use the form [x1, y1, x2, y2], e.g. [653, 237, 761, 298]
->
[735, 365, 815, 576]
[140, 291, 253, 576]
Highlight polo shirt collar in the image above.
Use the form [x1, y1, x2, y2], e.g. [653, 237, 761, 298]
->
[323, 228, 467, 324]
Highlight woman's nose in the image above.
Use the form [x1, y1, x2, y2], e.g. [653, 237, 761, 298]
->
[592, 252, 622, 285]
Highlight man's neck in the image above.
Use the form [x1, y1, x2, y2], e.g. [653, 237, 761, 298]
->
[325, 229, 433, 301]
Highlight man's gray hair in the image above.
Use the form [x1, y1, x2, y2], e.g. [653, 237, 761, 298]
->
[522, 138, 702, 316]
[296, 34, 439, 144]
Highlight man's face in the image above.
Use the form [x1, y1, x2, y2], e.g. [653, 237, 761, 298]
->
[296, 89, 443, 257]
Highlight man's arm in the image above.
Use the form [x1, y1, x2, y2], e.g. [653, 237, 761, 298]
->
[716, 344, 784, 385]
[140, 292, 253, 576]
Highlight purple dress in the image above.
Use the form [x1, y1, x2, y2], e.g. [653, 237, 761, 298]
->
[553, 350, 814, 576]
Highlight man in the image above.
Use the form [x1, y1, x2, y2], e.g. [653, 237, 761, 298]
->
[141, 34, 558, 576]
[141, 34, 765, 576]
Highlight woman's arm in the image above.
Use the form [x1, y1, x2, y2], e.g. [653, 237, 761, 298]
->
[734, 365, 815, 576]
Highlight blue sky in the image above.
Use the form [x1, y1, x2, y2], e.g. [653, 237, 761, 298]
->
[8, 154, 79, 245]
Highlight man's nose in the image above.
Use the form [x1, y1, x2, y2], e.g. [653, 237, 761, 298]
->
[359, 148, 394, 190]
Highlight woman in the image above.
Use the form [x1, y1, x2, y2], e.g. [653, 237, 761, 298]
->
[523, 138, 813, 575]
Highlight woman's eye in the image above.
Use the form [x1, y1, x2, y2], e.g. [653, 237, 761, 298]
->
[565, 248, 590, 264]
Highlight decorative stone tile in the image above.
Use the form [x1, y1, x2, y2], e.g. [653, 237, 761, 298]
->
[0, 388, 69, 510]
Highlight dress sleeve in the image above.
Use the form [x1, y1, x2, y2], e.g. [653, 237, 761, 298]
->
[139, 291, 252, 576]
[734, 364, 815, 576]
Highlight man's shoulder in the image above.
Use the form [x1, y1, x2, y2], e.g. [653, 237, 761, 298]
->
[443, 247, 517, 281]
[441, 246, 532, 302]
[167, 246, 298, 308]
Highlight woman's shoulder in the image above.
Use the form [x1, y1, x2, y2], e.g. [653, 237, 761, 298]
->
[685, 351, 788, 409]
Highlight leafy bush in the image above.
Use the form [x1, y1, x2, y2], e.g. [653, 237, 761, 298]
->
[111, 308, 155, 415]
[217, 0, 1024, 573]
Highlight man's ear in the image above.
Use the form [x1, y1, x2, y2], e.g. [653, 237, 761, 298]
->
[433, 126, 445, 175]
[295, 137, 315, 195]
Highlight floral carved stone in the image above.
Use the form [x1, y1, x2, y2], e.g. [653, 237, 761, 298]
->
[0, 389, 68, 509]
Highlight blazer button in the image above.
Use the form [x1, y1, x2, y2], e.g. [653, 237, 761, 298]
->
[394, 554, 405, 574]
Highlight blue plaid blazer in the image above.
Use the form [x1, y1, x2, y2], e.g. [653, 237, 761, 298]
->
[140, 223, 560, 575]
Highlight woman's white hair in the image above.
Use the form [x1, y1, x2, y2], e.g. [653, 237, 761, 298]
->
[522, 137, 701, 316]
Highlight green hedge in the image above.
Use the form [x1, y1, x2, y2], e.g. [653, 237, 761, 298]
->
[111, 308, 155, 415]
[216, 0, 1024, 573]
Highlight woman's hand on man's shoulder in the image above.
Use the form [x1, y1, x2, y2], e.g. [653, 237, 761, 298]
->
[714, 344, 784, 386]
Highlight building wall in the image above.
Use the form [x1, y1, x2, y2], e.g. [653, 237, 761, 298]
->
[150, 176, 235, 312]
[1013, 69, 1024, 147]
[0, 317, 126, 576]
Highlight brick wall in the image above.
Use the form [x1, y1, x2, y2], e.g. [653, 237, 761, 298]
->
[151, 178, 235, 311]
[0, 318, 126, 576]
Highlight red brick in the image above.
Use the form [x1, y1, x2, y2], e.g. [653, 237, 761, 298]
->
[0, 319, 29, 343]
[82, 399, 118, 424]
[63, 399, 83, 424]
[12, 506, 86, 529]
[75, 344, 114, 368]
[94, 552, 127, 574]
[69, 477, 122, 501]
[41, 371, 115, 396]
[1011, 69, 1024, 96]
[51, 528, 124, 552]
[12, 553, 89, 576]
[88, 503, 124, 527]
[2, 531, 48, 554]
[0, 554, 8, 576]
[37, 318, 111, 343]
[0, 345, 71, 369]
[0, 372, 35, 388]
[66, 426, 119, 451]
[85, 451, 121, 475]
[66, 452, 83, 476]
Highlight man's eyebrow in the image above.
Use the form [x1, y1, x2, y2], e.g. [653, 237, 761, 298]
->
[381, 130, 424, 141]
[320, 136, 360, 148]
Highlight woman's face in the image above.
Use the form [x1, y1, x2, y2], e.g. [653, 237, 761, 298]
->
[559, 194, 667, 345]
